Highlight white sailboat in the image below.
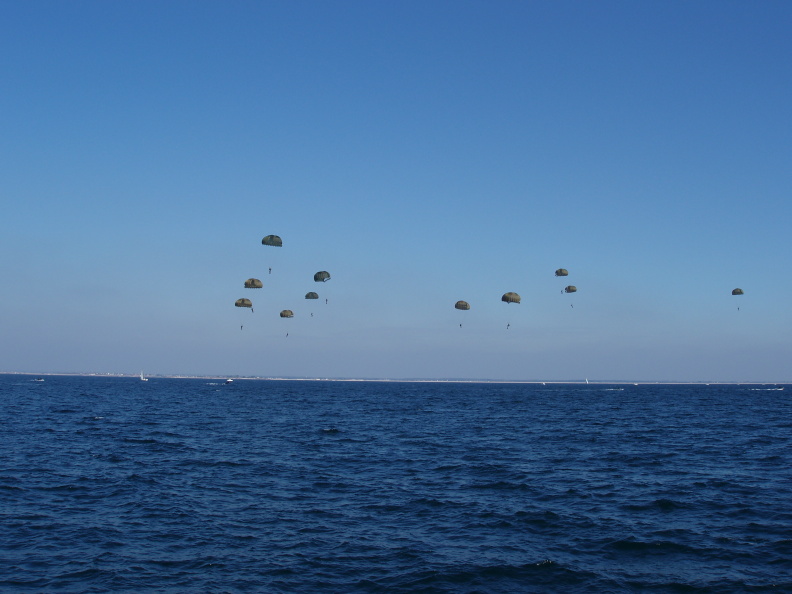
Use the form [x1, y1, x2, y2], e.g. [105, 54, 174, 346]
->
[140, 371, 148, 381]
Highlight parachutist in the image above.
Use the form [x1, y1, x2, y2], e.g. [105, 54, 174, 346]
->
[325, 299, 328, 304]
[269, 267, 271, 274]
[240, 325, 243, 330]
[507, 323, 510, 330]
[311, 313, 314, 317]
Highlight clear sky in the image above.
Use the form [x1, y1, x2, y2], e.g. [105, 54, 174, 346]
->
[2, 1, 790, 382]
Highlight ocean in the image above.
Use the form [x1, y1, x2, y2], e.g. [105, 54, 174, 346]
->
[1, 375, 790, 593]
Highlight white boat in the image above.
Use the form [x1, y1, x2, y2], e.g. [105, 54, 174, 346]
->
[140, 371, 148, 381]
[225, 379, 234, 384]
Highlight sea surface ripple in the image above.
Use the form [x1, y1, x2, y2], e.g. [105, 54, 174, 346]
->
[1, 375, 790, 592]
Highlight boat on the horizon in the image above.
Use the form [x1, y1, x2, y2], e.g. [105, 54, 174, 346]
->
[140, 371, 148, 382]
[225, 379, 234, 384]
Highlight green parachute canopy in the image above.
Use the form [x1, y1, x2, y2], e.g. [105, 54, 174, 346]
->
[244, 278, 263, 289]
[455, 300, 471, 310]
[279, 310, 294, 318]
[732, 288, 744, 295]
[305, 292, 319, 299]
[555, 268, 569, 277]
[261, 235, 282, 247]
[314, 271, 331, 282]
[501, 292, 521, 304]
[564, 285, 577, 293]
[235, 298, 253, 308]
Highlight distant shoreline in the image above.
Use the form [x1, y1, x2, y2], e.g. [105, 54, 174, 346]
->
[1, 372, 787, 385]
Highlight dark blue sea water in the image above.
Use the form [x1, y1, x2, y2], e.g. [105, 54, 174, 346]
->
[1, 375, 790, 593]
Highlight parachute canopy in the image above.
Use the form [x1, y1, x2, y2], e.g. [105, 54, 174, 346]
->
[262, 235, 282, 247]
[279, 310, 294, 318]
[455, 300, 470, 310]
[244, 278, 263, 289]
[732, 288, 744, 295]
[555, 268, 569, 277]
[305, 292, 319, 299]
[314, 271, 331, 282]
[235, 298, 252, 308]
[564, 285, 577, 293]
[501, 292, 521, 304]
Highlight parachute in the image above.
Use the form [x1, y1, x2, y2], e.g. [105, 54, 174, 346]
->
[564, 286, 577, 293]
[455, 301, 470, 310]
[244, 278, 263, 289]
[732, 288, 744, 295]
[314, 271, 331, 282]
[555, 269, 569, 277]
[235, 298, 252, 308]
[305, 292, 319, 300]
[261, 235, 282, 247]
[501, 292, 521, 304]
[279, 310, 294, 318]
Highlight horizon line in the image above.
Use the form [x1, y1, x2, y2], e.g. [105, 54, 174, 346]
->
[1, 371, 789, 385]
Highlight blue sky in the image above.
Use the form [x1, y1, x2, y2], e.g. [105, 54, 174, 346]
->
[2, 1, 790, 381]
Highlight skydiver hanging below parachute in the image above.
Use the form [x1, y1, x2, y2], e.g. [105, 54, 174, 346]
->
[261, 234, 282, 273]
[312, 271, 331, 303]
[306, 292, 319, 317]
[501, 292, 520, 330]
[244, 279, 262, 313]
[733, 288, 744, 310]
[564, 285, 577, 308]
[557, 270, 571, 298]
[455, 300, 470, 327]
[235, 298, 253, 330]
